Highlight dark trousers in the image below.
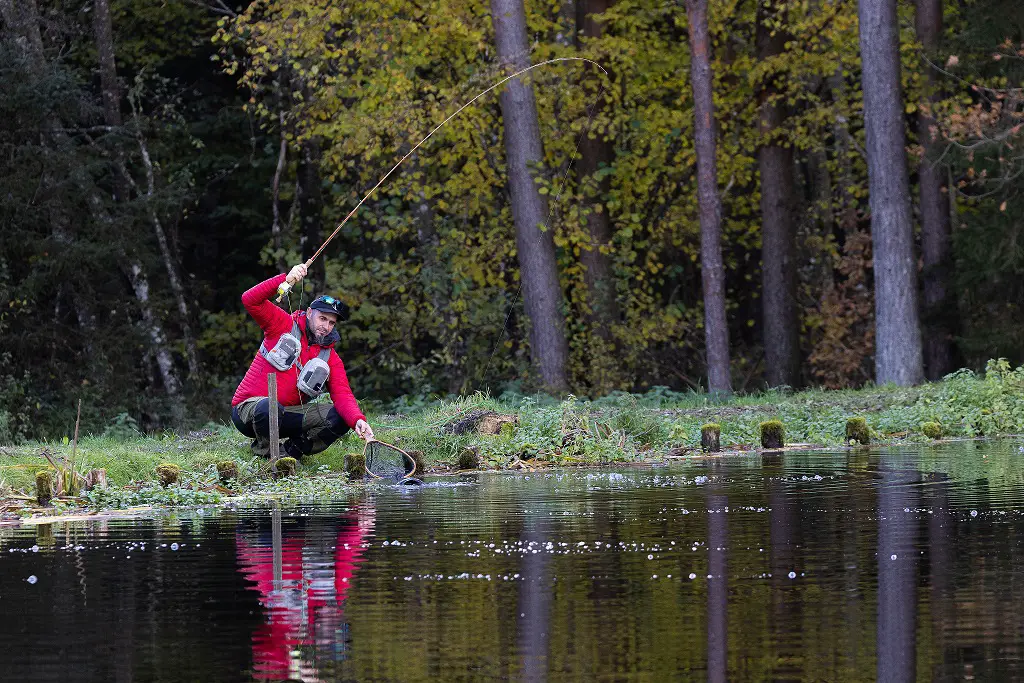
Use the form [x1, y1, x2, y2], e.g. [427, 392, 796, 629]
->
[231, 397, 350, 458]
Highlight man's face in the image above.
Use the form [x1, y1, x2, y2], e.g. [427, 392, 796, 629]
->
[308, 309, 339, 338]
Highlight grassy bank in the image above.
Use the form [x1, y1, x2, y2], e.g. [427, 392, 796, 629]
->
[2, 360, 1023, 512]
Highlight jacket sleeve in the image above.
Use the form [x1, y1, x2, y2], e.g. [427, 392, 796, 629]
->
[327, 352, 367, 428]
[242, 273, 292, 335]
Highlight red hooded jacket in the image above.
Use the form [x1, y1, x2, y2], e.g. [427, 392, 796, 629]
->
[231, 273, 366, 428]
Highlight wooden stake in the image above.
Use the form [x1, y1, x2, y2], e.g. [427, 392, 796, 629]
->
[69, 399, 81, 496]
[267, 373, 280, 473]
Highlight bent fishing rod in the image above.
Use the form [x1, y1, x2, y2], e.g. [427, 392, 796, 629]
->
[275, 56, 608, 303]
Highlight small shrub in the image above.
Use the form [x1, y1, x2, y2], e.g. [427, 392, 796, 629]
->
[922, 422, 943, 439]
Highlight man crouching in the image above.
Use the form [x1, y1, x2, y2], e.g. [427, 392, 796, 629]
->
[231, 263, 374, 459]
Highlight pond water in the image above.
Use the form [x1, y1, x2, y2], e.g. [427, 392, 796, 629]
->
[2, 441, 1024, 682]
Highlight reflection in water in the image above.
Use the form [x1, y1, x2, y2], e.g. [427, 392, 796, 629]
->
[876, 458, 920, 683]
[3, 442, 1024, 682]
[517, 517, 552, 682]
[235, 504, 375, 681]
[706, 491, 728, 683]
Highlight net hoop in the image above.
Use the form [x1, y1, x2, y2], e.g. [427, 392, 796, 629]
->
[363, 439, 418, 480]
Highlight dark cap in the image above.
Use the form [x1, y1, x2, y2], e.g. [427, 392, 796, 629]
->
[309, 295, 350, 321]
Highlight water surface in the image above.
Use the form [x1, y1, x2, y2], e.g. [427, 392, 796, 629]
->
[2, 441, 1023, 681]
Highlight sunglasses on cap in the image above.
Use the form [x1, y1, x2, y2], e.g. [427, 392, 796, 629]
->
[310, 295, 350, 321]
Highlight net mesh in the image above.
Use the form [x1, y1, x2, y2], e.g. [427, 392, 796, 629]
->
[364, 440, 414, 480]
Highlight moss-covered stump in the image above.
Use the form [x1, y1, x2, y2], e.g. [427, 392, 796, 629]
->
[407, 450, 426, 476]
[846, 417, 870, 445]
[442, 409, 517, 435]
[760, 420, 785, 449]
[273, 457, 298, 478]
[456, 446, 480, 470]
[478, 413, 518, 435]
[35, 469, 54, 505]
[701, 423, 721, 453]
[344, 453, 366, 480]
[217, 460, 239, 483]
[156, 463, 181, 487]
[922, 422, 943, 440]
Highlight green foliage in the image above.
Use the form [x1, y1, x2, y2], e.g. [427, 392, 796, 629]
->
[922, 421, 944, 439]
[84, 482, 223, 510]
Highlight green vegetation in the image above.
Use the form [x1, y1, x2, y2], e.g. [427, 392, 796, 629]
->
[922, 422, 944, 439]
[1, 359, 1022, 514]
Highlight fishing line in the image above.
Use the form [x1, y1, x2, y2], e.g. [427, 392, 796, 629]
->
[274, 57, 609, 302]
[273, 57, 609, 435]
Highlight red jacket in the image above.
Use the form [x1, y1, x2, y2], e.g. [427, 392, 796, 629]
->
[231, 273, 367, 428]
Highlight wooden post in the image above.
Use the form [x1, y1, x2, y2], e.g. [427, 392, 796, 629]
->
[68, 398, 81, 496]
[271, 502, 283, 590]
[267, 373, 280, 471]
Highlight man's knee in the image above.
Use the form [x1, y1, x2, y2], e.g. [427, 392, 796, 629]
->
[251, 398, 272, 437]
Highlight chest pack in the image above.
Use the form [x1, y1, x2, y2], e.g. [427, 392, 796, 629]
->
[259, 321, 332, 398]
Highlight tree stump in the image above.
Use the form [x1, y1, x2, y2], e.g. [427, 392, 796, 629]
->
[344, 453, 365, 480]
[156, 463, 181, 487]
[760, 420, 785, 449]
[274, 457, 298, 478]
[701, 423, 721, 452]
[216, 461, 239, 483]
[35, 470, 54, 506]
[84, 468, 108, 491]
[846, 417, 870, 445]
[922, 422, 943, 439]
[456, 447, 480, 470]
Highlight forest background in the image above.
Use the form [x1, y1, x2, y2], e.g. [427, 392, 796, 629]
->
[1, 0, 1023, 442]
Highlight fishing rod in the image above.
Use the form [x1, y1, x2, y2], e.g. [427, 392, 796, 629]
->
[275, 56, 608, 302]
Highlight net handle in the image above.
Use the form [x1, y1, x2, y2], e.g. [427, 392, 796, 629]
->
[362, 439, 417, 480]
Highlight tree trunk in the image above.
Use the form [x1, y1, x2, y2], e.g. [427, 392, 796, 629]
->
[490, 0, 570, 393]
[95, 0, 199, 381]
[575, 0, 620, 343]
[756, 1, 801, 388]
[298, 136, 326, 294]
[686, 0, 732, 394]
[858, 0, 925, 386]
[915, 0, 955, 380]
[123, 260, 183, 405]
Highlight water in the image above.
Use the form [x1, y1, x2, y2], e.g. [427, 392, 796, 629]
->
[3, 441, 1024, 682]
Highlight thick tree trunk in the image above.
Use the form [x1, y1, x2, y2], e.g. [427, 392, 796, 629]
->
[858, 0, 925, 386]
[490, 0, 570, 393]
[915, 0, 955, 380]
[686, 0, 732, 394]
[298, 136, 326, 294]
[756, 1, 801, 388]
[575, 0, 620, 342]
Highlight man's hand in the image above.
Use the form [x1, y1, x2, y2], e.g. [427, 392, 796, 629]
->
[285, 263, 308, 286]
[354, 419, 375, 442]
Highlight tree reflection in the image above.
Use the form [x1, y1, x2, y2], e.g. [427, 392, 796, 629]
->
[876, 458, 920, 683]
[707, 491, 728, 683]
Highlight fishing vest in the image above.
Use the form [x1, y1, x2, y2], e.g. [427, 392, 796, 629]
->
[258, 321, 331, 398]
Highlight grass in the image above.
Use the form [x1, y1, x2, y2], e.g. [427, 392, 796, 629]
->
[2, 359, 1024, 511]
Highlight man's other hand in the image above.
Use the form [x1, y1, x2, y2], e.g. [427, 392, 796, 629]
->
[354, 419, 375, 442]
